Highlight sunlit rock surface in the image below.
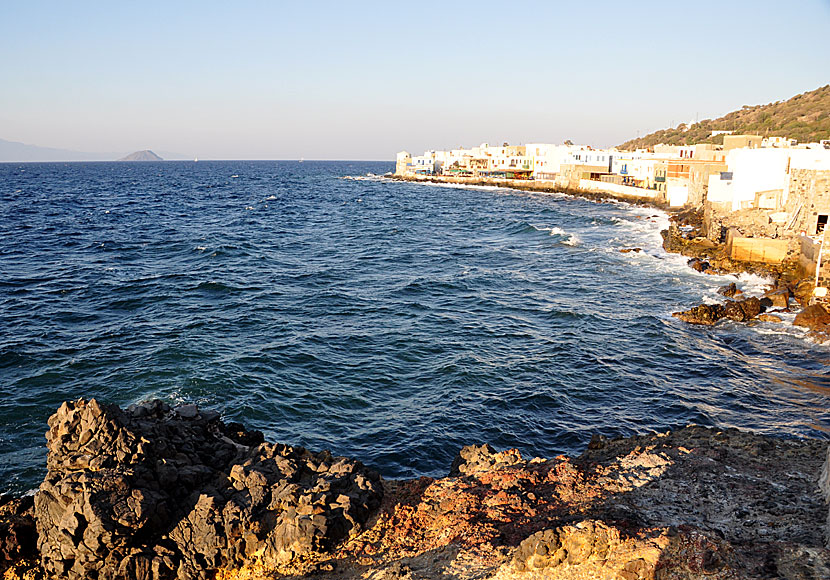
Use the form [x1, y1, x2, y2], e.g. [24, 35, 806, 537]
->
[1, 401, 828, 579]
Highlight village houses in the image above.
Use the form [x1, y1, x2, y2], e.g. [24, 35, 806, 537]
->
[396, 134, 830, 287]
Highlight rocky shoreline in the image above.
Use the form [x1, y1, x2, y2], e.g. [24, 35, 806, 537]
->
[394, 174, 830, 338]
[2, 400, 829, 579]
[661, 209, 830, 341]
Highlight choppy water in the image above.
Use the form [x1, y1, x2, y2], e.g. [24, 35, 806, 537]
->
[1, 161, 828, 493]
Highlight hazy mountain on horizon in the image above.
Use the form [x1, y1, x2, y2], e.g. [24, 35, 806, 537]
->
[0, 138, 188, 162]
[118, 150, 164, 162]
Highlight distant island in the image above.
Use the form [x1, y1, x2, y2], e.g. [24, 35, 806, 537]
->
[118, 150, 164, 161]
[619, 84, 830, 150]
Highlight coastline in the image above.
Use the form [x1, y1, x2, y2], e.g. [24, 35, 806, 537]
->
[2, 399, 828, 579]
[3, 172, 829, 578]
[393, 172, 825, 339]
[389, 174, 671, 211]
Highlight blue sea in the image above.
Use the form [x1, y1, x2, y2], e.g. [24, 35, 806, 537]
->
[2, 161, 828, 493]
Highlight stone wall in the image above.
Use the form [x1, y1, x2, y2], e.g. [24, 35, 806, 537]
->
[577, 179, 661, 201]
[785, 168, 830, 235]
[725, 228, 790, 264]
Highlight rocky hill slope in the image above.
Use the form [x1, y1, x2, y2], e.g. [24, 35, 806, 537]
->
[1, 399, 828, 579]
[620, 85, 830, 150]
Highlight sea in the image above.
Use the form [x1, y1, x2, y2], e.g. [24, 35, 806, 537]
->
[2, 160, 828, 494]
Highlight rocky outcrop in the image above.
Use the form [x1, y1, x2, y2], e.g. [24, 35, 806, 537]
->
[33, 399, 382, 580]
[759, 313, 783, 323]
[722, 296, 763, 322]
[674, 296, 767, 326]
[3, 401, 829, 579]
[672, 303, 725, 325]
[794, 304, 830, 331]
[687, 257, 710, 273]
[717, 282, 742, 298]
[764, 286, 792, 309]
[328, 426, 828, 580]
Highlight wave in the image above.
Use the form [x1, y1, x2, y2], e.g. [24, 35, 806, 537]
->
[520, 223, 581, 246]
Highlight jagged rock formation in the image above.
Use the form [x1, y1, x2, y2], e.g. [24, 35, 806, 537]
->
[118, 150, 163, 161]
[33, 399, 382, 579]
[1, 400, 828, 579]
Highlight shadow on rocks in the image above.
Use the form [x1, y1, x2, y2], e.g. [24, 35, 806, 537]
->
[34, 399, 383, 580]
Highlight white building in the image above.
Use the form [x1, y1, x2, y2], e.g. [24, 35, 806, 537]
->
[706, 148, 830, 212]
[526, 144, 587, 180]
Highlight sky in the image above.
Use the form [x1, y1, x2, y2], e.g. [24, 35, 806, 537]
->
[1, 0, 828, 160]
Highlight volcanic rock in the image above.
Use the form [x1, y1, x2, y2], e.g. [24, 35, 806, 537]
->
[672, 303, 725, 325]
[722, 296, 763, 322]
[7, 401, 830, 579]
[758, 313, 783, 323]
[717, 282, 742, 298]
[764, 287, 792, 309]
[794, 279, 817, 307]
[449, 444, 523, 477]
[34, 399, 382, 580]
[687, 257, 709, 273]
[793, 304, 830, 331]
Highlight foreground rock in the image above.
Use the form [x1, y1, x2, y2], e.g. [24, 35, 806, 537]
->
[794, 304, 830, 331]
[317, 427, 828, 580]
[34, 399, 382, 579]
[0, 496, 37, 577]
[672, 303, 725, 325]
[3, 402, 829, 579]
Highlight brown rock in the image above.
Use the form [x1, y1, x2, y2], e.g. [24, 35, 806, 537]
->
[672, 303, 725, 325]
[758, 314, 783, 323]
[619, 248, 642, 254]
[793, 280, 816, 308]
[793, 304, 830, 331]
[763, 287, 792, 309]
[721, 296, 764, 322]
[717, 283, 742, 298]
[687, 258, 709, 273]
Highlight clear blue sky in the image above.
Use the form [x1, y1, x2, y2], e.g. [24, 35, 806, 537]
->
[1, 0, 828, 159]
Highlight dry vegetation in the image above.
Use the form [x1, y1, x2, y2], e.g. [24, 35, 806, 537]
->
[619, 85, 830, 150]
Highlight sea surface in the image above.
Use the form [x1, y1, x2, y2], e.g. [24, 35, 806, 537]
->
[2, 161, 829, 493]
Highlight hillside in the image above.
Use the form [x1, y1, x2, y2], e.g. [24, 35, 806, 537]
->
[619, 85, 830, 150]
[0, 138, 111, 162]
[118, 149, 163, 161]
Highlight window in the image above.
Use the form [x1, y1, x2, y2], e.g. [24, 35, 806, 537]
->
[817, 215, 828, 235]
